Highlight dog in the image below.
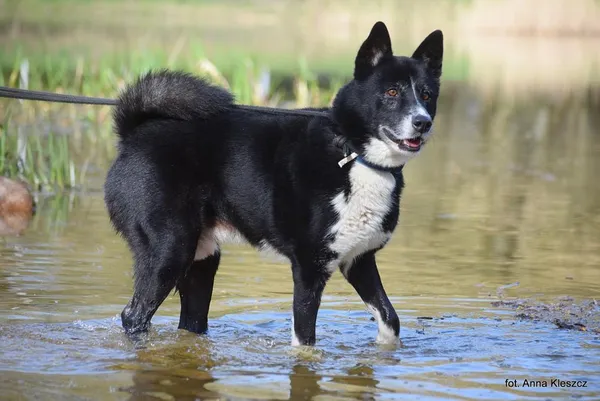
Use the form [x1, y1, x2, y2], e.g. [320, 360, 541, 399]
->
[104, 21, 443, 346]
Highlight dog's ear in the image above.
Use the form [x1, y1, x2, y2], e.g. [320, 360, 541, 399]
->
[354, 21, 393, 80]
[412, 30, 443, 80]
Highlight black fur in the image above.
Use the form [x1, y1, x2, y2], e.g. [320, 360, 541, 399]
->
[104, 22, 443, 345]
[114, 70, 234, 135]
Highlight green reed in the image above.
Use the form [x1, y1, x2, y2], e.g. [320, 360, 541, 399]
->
[0, 120, 76, 191]
[0, 51, 342, 191]
[1, 47, 341, 107]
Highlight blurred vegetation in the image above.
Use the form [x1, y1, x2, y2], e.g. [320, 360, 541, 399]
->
[0, 53, 342, 191]
[1, 117, 74, 190]
[0, 0, 599, 190]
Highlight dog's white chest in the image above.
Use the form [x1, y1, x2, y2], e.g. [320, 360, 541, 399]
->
[327, 163, 396, 271]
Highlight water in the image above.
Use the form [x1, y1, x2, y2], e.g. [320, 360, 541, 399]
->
[1, 80, 600, 399]
[2, 0, 600, 397]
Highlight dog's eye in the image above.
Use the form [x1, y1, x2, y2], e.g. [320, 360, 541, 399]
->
[386, 88, 398, 97]
[422, 91, 431, 101]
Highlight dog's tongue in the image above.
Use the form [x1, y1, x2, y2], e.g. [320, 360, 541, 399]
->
[403, 138, 421, 148]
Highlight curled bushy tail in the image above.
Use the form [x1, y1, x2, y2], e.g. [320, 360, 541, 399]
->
[114, 69, 234, 138]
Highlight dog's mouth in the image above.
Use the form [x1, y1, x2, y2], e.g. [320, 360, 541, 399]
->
[398, 137, 423, 152]
[381, 128, 423, 152]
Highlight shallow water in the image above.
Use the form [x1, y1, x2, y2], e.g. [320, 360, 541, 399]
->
[2, 81, 600, 400]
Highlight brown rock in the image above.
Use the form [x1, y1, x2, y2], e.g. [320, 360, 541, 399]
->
[0, 176, 34, 236]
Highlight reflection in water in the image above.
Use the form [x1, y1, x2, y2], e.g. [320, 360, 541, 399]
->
[330, 365, 379, 400]
[124, 368, 218, 401]
[398, 82, 600, 296]
[0, 83, 599, 400]
[289, 365, 322, 400]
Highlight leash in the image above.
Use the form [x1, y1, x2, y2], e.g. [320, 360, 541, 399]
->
[1, 86, 403, 173]
[0, 86, 118, 106]
[0, 86, 329, 118]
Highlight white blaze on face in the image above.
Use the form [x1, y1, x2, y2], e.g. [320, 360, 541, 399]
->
[410, 77, 431, 121]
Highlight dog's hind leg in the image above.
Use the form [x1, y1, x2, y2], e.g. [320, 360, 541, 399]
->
[177, 251, 220, 334]
[121, 221, 198, 336]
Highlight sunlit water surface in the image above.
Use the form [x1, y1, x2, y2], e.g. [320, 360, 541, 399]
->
[1, 78, 600, 400]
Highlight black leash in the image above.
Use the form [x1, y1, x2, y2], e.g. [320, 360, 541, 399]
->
[0, 86, 118, 106]
[0, 86, 329, 118]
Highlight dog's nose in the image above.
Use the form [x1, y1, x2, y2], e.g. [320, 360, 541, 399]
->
[412, 115, 432, 133]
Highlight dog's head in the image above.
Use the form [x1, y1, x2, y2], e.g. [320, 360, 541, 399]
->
[333, 22, 443, 168]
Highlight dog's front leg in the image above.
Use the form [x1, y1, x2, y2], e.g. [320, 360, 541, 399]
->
[291, 261, 330, 346]
[343, 252, 400, 344]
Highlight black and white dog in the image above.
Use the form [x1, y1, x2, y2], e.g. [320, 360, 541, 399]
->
[104, 21, 443, 346]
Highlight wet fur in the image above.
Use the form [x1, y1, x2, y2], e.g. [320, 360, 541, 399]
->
[104, 22, 443, 345]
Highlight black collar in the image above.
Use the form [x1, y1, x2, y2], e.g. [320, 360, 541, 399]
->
[333, 135, 404, 174]
[355, 155, 404, 173]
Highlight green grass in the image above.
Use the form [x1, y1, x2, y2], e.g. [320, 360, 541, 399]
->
[1, 48, 342, 104]
[1, 113, 77, 191]
[0, 51, 344, 191]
